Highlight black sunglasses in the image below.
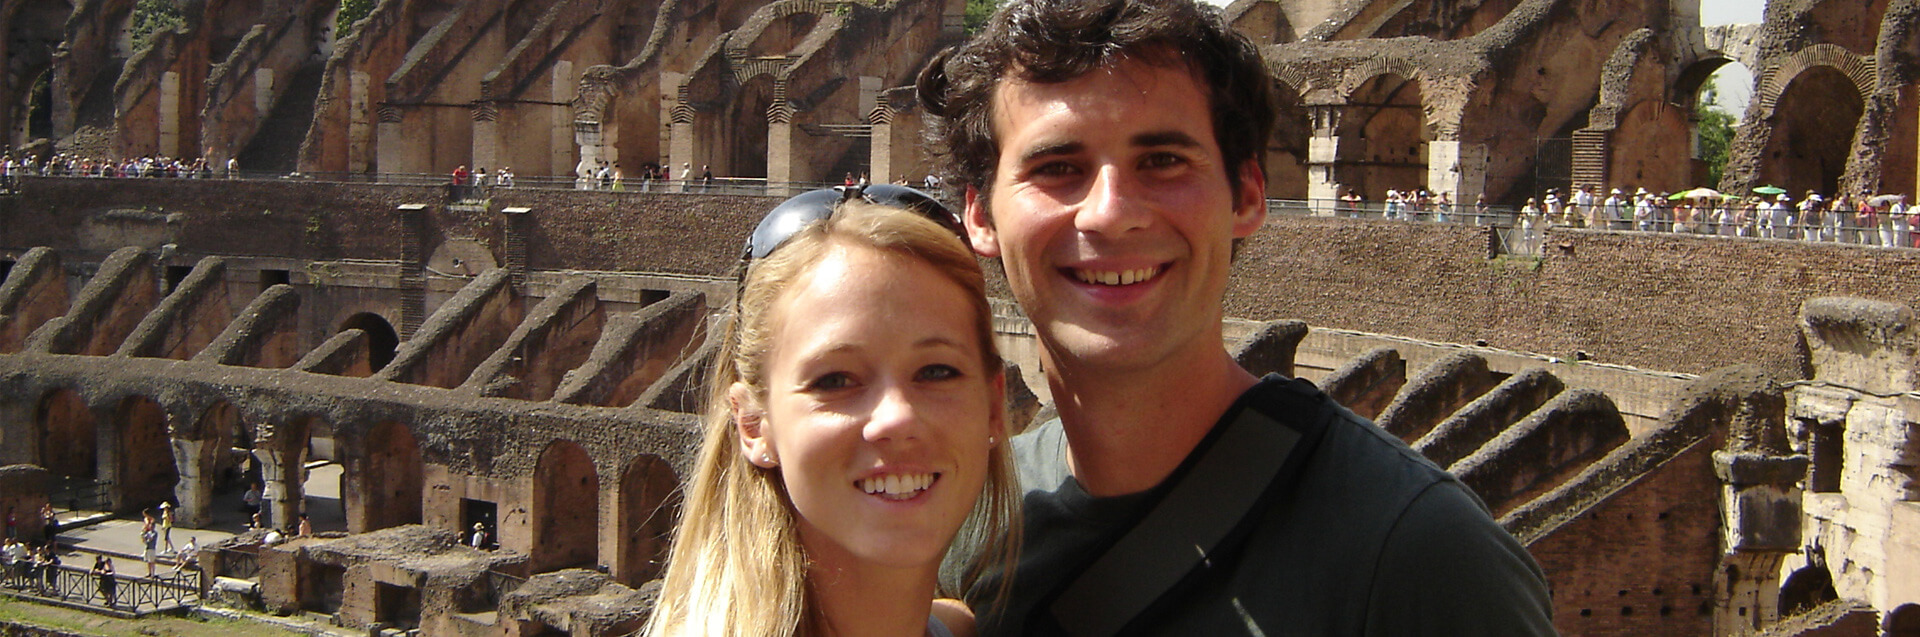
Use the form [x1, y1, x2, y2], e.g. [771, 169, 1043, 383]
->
[742, 184, 963, 260]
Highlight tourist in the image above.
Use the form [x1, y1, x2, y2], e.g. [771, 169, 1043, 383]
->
[297, 513, 312, 537]
[92, 555, 114, 606]
[644, 193, 1019, 637]
[1634, 188, 1655, 231]
[497, 166, 515, 188]
[1888, 194, 1910, 248]
[1543, 188, 1563, 226]
[916, 0, 1554, 632]
[469, 522, 489, 549]
[159, 501, 175, 554]
[172, 537, 199, 575]
[140, 511, 158, 577]
[35, 544, 58, 594]
[1519, 197, 1541, 254]
[1800, 192, 1825, 241]
[242, 482, 261, 516]
[1765, 193, 1791, 239]
[40, 503, 56, 545]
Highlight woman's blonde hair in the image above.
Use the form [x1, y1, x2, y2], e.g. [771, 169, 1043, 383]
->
[644, 201, 1021, 637]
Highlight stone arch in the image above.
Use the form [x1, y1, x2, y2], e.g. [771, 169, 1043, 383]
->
[340, 312, 400, 373]
[35, 388, 95, 480]
[3, 0, 74, 146]
[1752, 45, 1874, 122]
[614, 454, 680, 587]
[713, 73, 775, 180]
[531, 439, 599, 573]
[114, 395, 179, 513]
[171, 400, 243, 527]
[254, 415, 327, 531]
[1778, 565, 1837, 617]
[349, 421, 422, 533]
[1755, 65, 1864, 196]
[1336, 72, 1429, 199]
[1888, 603, 1920, 637]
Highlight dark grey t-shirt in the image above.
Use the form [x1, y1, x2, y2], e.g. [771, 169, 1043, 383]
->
[968, 376, 1557, 636]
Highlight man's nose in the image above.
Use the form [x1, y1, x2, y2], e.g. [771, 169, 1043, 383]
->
[1075, 165, 1151, 235]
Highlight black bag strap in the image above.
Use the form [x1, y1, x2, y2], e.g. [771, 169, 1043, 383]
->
[1049, 379, 1320, 637]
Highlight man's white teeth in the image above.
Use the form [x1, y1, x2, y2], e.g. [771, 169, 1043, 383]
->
[1075, 267, 1158, 286]
[859, 473, 935, 500]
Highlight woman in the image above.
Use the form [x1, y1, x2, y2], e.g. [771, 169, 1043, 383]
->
[645, 197, 1020, 637]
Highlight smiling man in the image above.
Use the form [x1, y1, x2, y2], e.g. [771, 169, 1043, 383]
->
[919, 0, 1557, 634]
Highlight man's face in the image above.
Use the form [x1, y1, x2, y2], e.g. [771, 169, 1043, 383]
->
[963, 59, 1266, 377]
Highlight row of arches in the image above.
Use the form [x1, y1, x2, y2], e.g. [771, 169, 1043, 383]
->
[23, 385, 681, 587]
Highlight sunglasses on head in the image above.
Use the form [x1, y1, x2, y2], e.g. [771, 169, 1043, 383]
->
[742, 184, 963, 261]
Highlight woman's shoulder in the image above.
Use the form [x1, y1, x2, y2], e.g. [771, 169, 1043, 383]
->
[930, 598, 975, 637]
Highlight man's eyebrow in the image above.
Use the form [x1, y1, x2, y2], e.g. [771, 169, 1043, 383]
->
[1018, 141, 1084, 165]
[1133, 131, 1205, 149]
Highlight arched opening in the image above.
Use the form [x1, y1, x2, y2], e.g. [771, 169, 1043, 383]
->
[1759, 66, 1863, 197]
[1778, 565, 1838, 617]
[35, 388, 95, 480]
[1265, 79, 1310, 200]
[115, 395, 179, 513]
[1337, 74, 1428, 201]
[532, 440, 599, 573]
[718, 74, 774, 180]
[6, 0, 72, 145]
[352, 421, 423, 533]
[340, 312, 399, 373]
[615, 455, 680, 586]
[1887, 603, 1920, 637]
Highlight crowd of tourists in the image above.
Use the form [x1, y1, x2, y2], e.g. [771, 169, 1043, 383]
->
[1513, 185, 1913, 248]
[2, 153, 238, 183]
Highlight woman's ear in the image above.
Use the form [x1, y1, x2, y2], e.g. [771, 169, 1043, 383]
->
[732, 383, 777, 468]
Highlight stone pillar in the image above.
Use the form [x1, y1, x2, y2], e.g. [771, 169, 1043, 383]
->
[666, 74, 695, 186]
[376, 106, 407, 183]
[575, 121, 603, 190]
[254, 443, 302, 531]
[348, 71, 373, 174]
[768, 98, 796, 195]
[170, 438, 216, 527]
[1712, 449, 1810, 635]
[473, 103, 499, 173]
[870, 107, 894, 186]
[1428, 140, 1488, 207]
[553, 61, 578, 177]
[1306, 105, 1342, 215]
[159, 71, 181, 158]
[254, 68, 275, 115]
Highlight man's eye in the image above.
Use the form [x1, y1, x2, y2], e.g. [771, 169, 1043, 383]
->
[807, 372, 856, 391]
[1141, 153, 1186, 170]
[1031, 161, 1079, 178]
[915, 364, 962, 382]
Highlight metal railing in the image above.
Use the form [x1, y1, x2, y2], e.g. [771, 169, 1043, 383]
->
[1, 561, 201, 612]
[211, 546, 261, 580]
[48, 476, 111, 513]
[484, 569, 525, 608]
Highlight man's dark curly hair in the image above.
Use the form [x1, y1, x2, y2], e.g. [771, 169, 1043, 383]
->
[916, 0, 1275, 198]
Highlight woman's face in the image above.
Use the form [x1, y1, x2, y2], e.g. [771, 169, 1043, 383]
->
[735, 242, 1004, 574]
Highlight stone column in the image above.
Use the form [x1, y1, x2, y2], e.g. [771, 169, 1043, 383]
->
[254, 444, 300, 530]
[1712, 449, 1809, 635]
[870, 105, 894, 186]
[768, 92, 796, 195]
[348, 71, 373, 174]
[472, 103, 500, 174]
[1306, 105, 1342, 215]
[376, 106, 407, 182]
[170, 438, 216, 527]
[159, 71, 181, 158]
[1427, 140, 1488, 207]
[666, 75, 695, 187]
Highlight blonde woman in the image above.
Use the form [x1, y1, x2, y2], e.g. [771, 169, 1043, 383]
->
[646, 188, 1021, 637]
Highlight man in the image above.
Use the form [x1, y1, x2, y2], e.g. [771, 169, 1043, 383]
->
[919, 0, 1555, 634]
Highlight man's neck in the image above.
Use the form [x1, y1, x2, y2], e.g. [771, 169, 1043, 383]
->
[1046, 347, 1260, 497]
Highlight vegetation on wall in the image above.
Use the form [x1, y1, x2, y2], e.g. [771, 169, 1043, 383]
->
[129, 0, 187, 52]
[337, 0, 375, 36]
[965, 0, 1002, 33]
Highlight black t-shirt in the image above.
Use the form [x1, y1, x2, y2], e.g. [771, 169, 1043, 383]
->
[968, 376, 1557, 636]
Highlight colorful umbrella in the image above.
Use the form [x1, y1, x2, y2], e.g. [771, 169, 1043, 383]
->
[1668, 187, 1723, 200]
[1752, 185, 1787, 195]
[1868, 194, 1906, 207]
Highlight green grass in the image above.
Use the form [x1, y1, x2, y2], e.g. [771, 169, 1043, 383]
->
[0, 597, 309, 636]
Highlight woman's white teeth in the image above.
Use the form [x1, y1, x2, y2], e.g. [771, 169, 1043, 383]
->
[859, 473, 934, 500]
[1075, 267, 1157, 286]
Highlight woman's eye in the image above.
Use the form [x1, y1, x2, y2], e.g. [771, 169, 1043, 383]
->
[806, 372, 856, 391]
[915, 364, 962, 382]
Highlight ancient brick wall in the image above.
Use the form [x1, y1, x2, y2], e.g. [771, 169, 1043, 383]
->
[1228, 217, 1920, 379]
[1524, 440, 1722, 636]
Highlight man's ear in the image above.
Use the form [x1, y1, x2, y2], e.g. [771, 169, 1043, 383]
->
[1231, 159, 1268, 239]
[964, 184, 1002, 257]
[731, 383, 777, 468]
